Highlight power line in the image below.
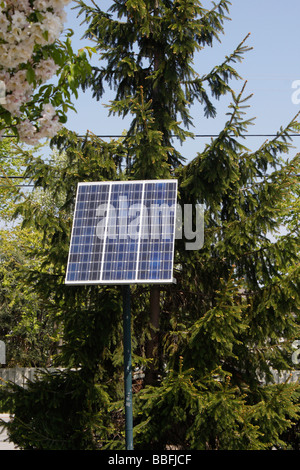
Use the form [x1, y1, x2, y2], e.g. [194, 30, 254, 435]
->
[75, 134, 300, 138]
[1, 133, 300, 139]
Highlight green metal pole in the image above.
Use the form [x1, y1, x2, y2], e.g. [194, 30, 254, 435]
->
[123, 285, 134, 450]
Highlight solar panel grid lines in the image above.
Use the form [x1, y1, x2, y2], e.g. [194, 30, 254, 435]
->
[134, 180, 146, 281]
[65, 179, 178, 285]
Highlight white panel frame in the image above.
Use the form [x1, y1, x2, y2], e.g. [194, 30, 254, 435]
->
[65, 180, 178, 285]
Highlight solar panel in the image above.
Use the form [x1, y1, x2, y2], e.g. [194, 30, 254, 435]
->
[65, 180, 178, 285]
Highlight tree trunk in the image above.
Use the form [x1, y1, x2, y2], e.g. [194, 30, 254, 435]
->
[144, 285, 160, 385]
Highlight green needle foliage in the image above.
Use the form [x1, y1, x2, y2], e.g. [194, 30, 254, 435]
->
[0, 0, 299, 450]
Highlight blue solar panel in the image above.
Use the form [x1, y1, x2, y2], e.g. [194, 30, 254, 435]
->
[65, 180, 178, 285]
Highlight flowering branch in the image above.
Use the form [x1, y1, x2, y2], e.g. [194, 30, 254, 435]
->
[0, 0, 89, 144]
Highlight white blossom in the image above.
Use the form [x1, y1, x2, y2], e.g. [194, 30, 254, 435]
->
[40, 11, 64, 43]
[0, 0, 71, 143]
[35, 58, 58, 83]
[11, 10, 28, 29]
[0, 12, 9, 33]
[40, 102, 56, 119]
[17, 119, 39, 145]
[0, 0, 69, 69]
[4, 0, 32, 13]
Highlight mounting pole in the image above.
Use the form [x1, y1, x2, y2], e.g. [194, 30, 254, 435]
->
[122, 285, 134, 450]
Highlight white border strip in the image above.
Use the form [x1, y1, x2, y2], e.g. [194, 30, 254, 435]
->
[99, 183, 112, 281]
[134, 181, 145, 281]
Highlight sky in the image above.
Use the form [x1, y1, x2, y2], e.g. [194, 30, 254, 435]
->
[61, 0, 300, 163]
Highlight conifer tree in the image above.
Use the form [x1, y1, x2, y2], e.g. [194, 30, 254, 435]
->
[1, 0, 299, 450]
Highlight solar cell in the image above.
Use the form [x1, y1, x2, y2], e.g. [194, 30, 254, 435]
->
[65, 180, 178, 285]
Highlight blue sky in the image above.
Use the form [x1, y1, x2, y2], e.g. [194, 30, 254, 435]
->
[62, 0, 300, 162]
